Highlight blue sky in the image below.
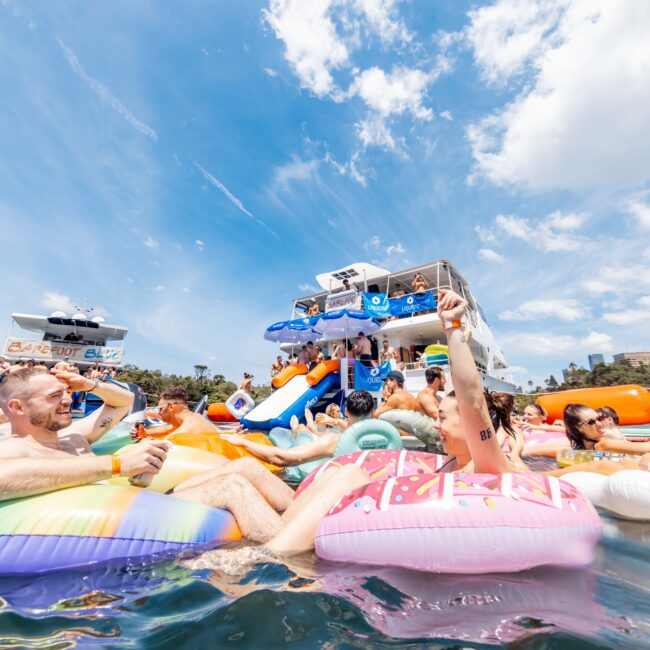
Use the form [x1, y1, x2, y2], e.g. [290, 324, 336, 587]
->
[1, 0, 649, 388]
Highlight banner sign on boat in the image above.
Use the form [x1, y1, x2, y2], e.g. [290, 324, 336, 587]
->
[3, 338, 123, 365]
[362, 293, 391, 318]
[354, 360, 392, 392]
[325, 290, 361, 312]
[389, 290, 436, 317]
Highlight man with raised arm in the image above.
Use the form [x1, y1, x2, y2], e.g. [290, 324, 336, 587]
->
[0, 367, 295, 541]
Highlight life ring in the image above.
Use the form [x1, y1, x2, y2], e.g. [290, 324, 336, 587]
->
[556, 448, 638, 468]
[295, 448, 447, 497]
[334, 419, 403, 456]
[378, 410, 442, 453]
[0, 485, 240, 575]
[561, 470, 650, 521]
[225, 390, 255, 419]
[314, 472, 601, 573]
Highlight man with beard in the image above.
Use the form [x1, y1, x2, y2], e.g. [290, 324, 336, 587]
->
[0, 367, 294, 541]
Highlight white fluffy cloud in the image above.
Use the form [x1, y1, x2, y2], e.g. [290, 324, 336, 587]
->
[626, 198, 650, 229]
[467, 1, 650, 190]
[582, 264, 650, 295]
[502, 330, 614, 356]
[349, 66, 433, 120]
[499, 298, 586, 322]
[272, 157, 320, 190]
[477, 248, 505, 263]
[195, 240, 204, 251]
[264, 0, 440, 154]
[263, 0, 349, 97]
[41, 291, 75, 314]
[482, 211, 589, 253]
[603, 295, 650, 325]
[386, 243, 405, 255]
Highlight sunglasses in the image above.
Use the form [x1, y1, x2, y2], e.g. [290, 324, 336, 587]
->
[580, 414, 605, 427]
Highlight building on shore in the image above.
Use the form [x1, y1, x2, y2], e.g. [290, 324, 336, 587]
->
[613, 352, 650, 367]
[588, 353, 606, 370]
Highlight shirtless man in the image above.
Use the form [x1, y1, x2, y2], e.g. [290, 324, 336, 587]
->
[374, 370, 421, 416]
[379, 340, 397, 364]
[0, 368, 294, 542]
[222, 391, 373, 468]
[391, 283, 406, 298]
[135, 386, 218, 438]
[270, 356, 284, 378]
[354, 332, 372, 367]
[331, 340, 346, 360]
[416, 366, 446, 420]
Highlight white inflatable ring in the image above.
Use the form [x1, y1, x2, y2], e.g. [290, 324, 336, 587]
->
[604, 470, 650, 520]
[225, 390, 255, 419]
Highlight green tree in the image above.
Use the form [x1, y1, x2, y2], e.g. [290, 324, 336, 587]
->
[545, 375, 559, 390]
[194, 364, 209, 381]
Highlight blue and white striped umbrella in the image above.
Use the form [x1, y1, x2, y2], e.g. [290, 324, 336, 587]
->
[312, 309, 381, 341]
[264, 316, 320, 344]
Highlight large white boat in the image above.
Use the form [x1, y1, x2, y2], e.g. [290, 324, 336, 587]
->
[2, 308, 127, 369]
[243, 259, 515, 433]
[286, 259, 516, 395]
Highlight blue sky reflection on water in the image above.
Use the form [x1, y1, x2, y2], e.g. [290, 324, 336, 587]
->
[1, 0, 649, 386]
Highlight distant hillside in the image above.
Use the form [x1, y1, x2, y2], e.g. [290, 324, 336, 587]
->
[116, 364, 272, 406]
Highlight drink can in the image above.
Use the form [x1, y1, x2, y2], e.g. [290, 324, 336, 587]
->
[128, 441, 173, 489]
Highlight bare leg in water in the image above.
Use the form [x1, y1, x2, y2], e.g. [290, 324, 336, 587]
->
[173, 456, 294, 511]
[173, 473, 284, 543]
[268, 464, 370, 555]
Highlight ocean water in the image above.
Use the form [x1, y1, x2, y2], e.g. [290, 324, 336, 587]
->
[2, 455, 649, 649]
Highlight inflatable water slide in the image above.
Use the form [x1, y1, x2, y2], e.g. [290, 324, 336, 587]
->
[241, 361, 340, 430]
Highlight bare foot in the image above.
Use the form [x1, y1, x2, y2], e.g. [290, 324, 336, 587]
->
[290, 415, 299, 436]
[304, 408, 318, 434]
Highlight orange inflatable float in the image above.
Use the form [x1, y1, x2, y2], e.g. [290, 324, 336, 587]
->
[207, 402, 239, 423]
[168, 431, 283, 473]
[272, 364, 307, 389]
[306, 360, 340, 386]
[536, 384, 650, 426]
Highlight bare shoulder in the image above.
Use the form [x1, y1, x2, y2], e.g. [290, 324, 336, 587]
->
[183, 413, 217, 433]
[0, 437, 34, 458]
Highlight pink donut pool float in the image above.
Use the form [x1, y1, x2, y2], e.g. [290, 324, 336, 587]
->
[522, 426, 569, 447]
[314, 472, 602, 574]
[295, 449, 447, 496]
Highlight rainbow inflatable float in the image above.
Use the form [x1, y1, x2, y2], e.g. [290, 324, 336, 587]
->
[0, 485, 240, 575]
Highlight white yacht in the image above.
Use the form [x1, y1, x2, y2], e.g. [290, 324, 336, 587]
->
[286, 259, 516, 395]
[2, 308, 127, 369]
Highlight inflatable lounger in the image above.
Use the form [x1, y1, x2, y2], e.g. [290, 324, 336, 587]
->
[378, 409, 442, 453]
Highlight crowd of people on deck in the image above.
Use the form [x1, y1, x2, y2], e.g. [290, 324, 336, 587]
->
[2, 290, 650, 563]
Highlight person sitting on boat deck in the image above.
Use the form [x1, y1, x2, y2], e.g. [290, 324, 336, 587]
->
[412, 272, 429, 293]
[239, 372, 253, 395]
[379, 340, 397, 364]
[0, 367, 296, 541]
[306, 299, 320, 317]
[353, 332, 372, 367]
[341, 278, 357, 292]
[270, 355, 284, 378]
[416, 366, 446, 420]
[135, 386, 219, 438]
[390, 283, 406, 298]
[331, 340, 347, 360]
[374, 370, 421, 417]
[223, 391, 373, 469]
